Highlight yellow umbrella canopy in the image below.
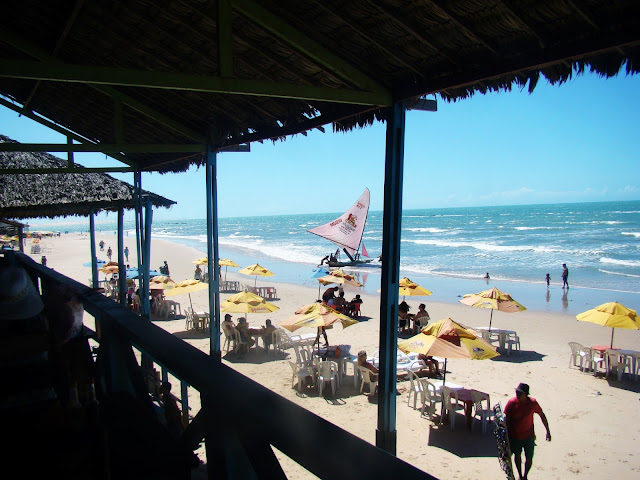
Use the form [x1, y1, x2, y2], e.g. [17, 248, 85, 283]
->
[239, 263, 275, 286]
[164, 279, 209, 311]
[280, 302, 358, 332]
[398, 318, 499, 361]
[219, 258, 240, 267]
[317, 269, 363, 287]
[192, 257, 208, 265]
[150, 275, 176, 285]
[459, 287, 526, 331]
[577, 302, 639, 348]
[99, 265, 120, 274]
[398, 277, 432, 297]
[220, 291, 279, 314]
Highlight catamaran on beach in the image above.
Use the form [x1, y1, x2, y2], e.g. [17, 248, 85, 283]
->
[309, 188, 377, 268]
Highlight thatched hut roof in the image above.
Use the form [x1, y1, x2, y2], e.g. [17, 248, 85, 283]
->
[0, 1, 638, 173]
[0, 135, 175, 219]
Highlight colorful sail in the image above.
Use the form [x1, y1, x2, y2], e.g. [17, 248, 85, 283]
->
[361, 243, 369, 258]
[308, 188, 370, 256]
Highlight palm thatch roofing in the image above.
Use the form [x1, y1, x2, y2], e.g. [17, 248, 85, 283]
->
[0, 1, 638, 173]
[0, 135, 175, 219]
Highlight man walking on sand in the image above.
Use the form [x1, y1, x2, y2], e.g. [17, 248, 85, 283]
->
[504, 383, 551, 480]
[561, 263, 569, 288]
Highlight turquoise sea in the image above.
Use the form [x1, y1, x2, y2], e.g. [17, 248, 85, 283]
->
[34, 200, 640, 315]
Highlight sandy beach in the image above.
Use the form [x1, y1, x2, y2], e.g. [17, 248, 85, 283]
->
[31, 232, 640, 479]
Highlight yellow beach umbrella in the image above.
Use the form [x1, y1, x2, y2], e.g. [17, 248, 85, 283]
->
[99, 265, 120, 275]
[317, 269, 363, 287]
[399, 318, 498, 420]
[280, 302, 358, 332]
[459, 287, 526, 331]
[220, 258, 240, 267]
[220, 291, 279, 314]
[149, 275, 176, 289]
[577, 302, 639, 348]
[192, 257, 208, 265]
[398, 277, 432, 297]
[164, 278, 209, 311]
[239, 263, 275, 287]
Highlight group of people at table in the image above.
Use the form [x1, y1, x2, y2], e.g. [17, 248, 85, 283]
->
[321, 286, 363, 316]
[222, 314, 277, 354]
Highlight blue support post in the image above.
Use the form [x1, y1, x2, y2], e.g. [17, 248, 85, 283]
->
[206, 146, 222, 360]
[117, 207, 127, 305]
[89, 209, 98, 288]
[142, 195, 153, 320]
[376, 101, 406, 455]
[134, 171, 143, 275]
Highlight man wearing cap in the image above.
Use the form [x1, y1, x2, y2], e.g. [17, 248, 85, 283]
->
[504, 383, 551, 480]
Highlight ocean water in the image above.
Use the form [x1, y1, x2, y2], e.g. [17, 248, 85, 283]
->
[35, 200, 640, 314]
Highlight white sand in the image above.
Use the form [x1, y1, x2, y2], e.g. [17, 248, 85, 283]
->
[31, 233, 640, 479]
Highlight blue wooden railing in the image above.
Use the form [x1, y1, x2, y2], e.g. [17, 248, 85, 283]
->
[9, 251, 437, 479]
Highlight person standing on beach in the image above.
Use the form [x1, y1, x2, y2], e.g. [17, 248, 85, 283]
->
[504, 383, 551, 480]
[106, 246, 112, 261]
[561, 263, 569, 288]
[545, 273, 550, 287]
[124, 246, 129, 262]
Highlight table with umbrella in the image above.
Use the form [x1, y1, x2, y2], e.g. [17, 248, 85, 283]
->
[238, 263, 275, 298]
[221, 291, 279, 350]
[398, 318, 499, 426]
[577, 302, 640, 380]
[459, 287, 525, 351]
[316, 269, 363, 310]
[164, 279, 210, 330]
[280, 302, 359, 385]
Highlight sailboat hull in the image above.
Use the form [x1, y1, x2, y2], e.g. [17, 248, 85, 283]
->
[326, 259, 376, 267]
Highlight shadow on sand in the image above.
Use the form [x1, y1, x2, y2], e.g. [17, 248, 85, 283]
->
[491, 350, 546, 364]
[427, 422, 497, 458]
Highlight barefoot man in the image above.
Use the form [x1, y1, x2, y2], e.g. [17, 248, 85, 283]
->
[504, 383, 551, 480]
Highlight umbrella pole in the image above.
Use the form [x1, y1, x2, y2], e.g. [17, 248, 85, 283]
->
[439, 358, 448, 424]
[488, 310, 494, 332]
[610, 328, 615, 349]
[188, 293, 194, 312]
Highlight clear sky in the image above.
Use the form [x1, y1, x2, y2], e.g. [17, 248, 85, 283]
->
[1, 71, 639, 221]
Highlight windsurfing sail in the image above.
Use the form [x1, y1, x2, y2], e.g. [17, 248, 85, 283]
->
[308, 188, 370, 256]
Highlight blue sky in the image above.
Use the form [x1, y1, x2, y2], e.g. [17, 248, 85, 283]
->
[1, 71, 639, 221]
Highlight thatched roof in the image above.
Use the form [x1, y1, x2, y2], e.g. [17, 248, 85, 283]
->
[0, 1, 638, 173]
[0, 135, 175, 219]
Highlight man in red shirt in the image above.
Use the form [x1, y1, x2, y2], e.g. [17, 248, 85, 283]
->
[504, 383, 551, 480]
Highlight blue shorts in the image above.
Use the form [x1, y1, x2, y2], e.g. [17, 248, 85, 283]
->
[510, 436, 535, 459]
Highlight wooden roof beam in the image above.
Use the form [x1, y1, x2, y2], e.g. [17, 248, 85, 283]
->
[363, 0, 460, 68]
[232, 0, 390, 96]
[0, 59, 392, 106]
[22, 0, 86, 112]
[0, 97, 139, 169]
[430, 1, 500, 56]
[0, 28, 207, 144]
[313, 2, 425, 80]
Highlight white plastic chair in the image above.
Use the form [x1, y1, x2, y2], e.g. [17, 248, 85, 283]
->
[419, 379, 441, 419]
[358, 366, 378, 395]
[579, 346, 605, 375]
[288, 361, 314, 392]
[442, 386, 465, 430]
[605, 349, 631, 380]
[222, 327, 236, 353]
[568, 342, 584, 368]
[504, 333, 520, 355]
[481, 330, 500, 347]
[271, 330, 283, 356]
[470, 390, 493, 435]
[407, 370, 424, 410]
[234, 329, 248, 353]
[317, 361, 339, 396]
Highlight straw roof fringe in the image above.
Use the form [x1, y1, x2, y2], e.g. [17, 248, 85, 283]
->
[0, 1, 638, 173]
[0, 135, 175, 219]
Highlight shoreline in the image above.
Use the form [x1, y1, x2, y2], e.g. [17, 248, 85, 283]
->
[154, 233, 640, 316]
